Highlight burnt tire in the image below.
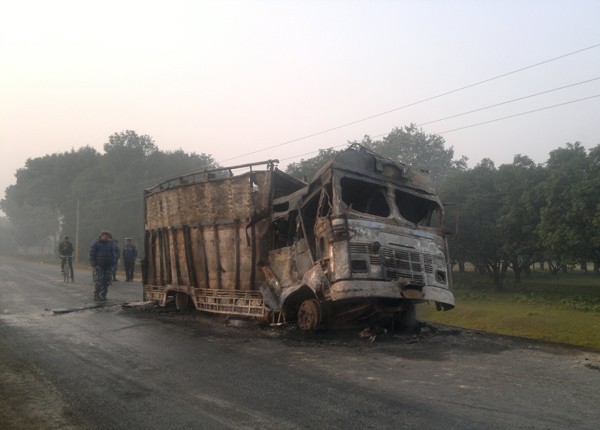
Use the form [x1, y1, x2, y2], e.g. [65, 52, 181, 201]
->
[297, 299, 323, 332]
[394, 301, 417, 333]
[175, 292, 190, 311]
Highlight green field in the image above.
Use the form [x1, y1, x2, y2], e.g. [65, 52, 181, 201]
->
[418, 271, 600, 350]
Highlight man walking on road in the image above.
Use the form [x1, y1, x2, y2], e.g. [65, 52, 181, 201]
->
[122, 237, 138, 281]
[89, 230, 115, 301]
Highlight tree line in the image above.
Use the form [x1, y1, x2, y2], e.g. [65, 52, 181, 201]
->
[1, 127, 599, 290]
[440, 142, 600, 288]
[0, 131, 217, 260]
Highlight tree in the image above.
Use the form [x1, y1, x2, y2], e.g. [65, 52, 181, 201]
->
[0, 147, 100, 253]
[0, 189, 58, 252]
[537, 143, 590, 274]
[1, 131, 219, 261]
[495, 155, 545, 281]
[286, 147, 341, 182]
[104, 130, 157, 156]
[68, 135, 219, 261]
[286, 125, 468, 184]
[441, 159, 510, 289]
[588, 144, 600, 274]
[0, 217, 16, 254]
[437, 170, 470, 272]
[470, 160, 506, 286]
[360, 124, 468, 185]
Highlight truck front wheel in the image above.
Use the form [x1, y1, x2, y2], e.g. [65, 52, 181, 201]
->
[297, 299, 323, 332]
[393, 301, 417, 332]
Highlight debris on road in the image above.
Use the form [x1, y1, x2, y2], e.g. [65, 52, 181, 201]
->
[121, 301, 157, 310]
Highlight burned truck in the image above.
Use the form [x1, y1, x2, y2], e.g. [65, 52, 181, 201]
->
[143, 146, 454, 330]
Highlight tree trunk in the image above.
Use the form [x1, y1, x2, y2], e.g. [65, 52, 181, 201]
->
[547, 261, 560, 275]
[513, 266, 522, 283]
[486, 261, 508, 291]
[511, 255, 523, 283]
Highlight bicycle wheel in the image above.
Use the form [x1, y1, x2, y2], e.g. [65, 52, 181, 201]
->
[63, 258, 73, 283]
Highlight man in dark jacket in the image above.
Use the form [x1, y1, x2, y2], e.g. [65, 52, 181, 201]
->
[122, 237, 138, 281]
[89, 230, 115, 301]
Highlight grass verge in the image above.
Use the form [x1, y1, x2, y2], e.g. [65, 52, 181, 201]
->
[418, 271, 600, 351]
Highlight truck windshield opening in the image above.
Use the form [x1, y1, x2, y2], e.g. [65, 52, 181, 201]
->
[395, 189, 441, 227]
[340, 177, 390, 217]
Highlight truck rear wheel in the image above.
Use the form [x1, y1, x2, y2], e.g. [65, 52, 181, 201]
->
[175, 292, 189, 310]
[297, 299, 323, 332]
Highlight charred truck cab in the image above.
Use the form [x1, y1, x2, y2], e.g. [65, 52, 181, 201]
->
[143, 146, 454, 331]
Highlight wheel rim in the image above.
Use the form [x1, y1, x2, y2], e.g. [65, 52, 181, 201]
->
[297, 299, 322, 331]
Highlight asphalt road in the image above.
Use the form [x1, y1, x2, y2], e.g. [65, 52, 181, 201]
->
[1, 255, 599, 430]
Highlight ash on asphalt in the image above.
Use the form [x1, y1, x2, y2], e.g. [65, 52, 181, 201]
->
[119, 301, 510, 357]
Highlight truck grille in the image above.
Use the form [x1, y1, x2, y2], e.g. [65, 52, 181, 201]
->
[381, 247, 424, 284]
[349, 242, 445, 285]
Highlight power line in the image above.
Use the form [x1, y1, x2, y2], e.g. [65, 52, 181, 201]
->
[79, 84, 600, 208]
[365, 77, 600, 140]
[70, 44, 600, 208]
[416, 77, 600, 128]
[76, 171, 204, 209]
[279, 144, 349, 163]
[99, 44, 600, 204]
[282, 93, 600, 164]
[218, 42, 600, 164]
[83, 190, 141, 205]
[79, 194, 144, 210]
[436, 94, 600, 135]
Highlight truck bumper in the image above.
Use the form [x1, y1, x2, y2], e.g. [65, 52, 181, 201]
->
[329, 279, 454, 309]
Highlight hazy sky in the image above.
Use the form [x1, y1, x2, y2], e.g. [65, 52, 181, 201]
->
[1, 0, 599, 200]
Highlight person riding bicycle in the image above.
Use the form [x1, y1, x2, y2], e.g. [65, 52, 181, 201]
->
[59, 236, 74, 280]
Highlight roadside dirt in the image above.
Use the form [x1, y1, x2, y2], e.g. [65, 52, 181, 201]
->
[0, 335, 86, 430]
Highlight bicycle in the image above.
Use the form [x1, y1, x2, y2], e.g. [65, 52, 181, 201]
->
[61, 255, 74, 283]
